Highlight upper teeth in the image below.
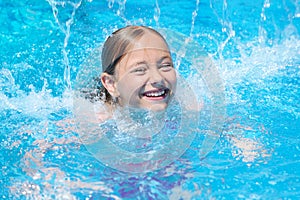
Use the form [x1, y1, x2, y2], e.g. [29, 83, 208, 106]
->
[146, 90, 165, 97]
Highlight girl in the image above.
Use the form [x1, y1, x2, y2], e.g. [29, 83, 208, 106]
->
[93, 25, 177, 115]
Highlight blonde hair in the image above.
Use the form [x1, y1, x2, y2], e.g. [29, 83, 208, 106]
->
[100, 25, 170, 103]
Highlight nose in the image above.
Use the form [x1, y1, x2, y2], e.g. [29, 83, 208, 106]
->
[149, 68, 164, 85]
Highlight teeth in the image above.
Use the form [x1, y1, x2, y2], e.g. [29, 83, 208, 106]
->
[145, 90, 165, 97]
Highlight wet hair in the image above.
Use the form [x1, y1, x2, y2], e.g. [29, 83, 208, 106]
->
[98, 25, 170, 103]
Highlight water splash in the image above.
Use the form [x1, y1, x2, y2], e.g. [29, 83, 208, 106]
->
[209, 0, 235, 59]
[190, 0, 200, 37]
[46, 0, 82, 89]
[154, 0, 161, 26]
[1, 0, 299, 199]
[107, 0, 127, 23]
[169, 0, 201, 70]
[296, 0, 300, 18]
[258, 0, 271, 44]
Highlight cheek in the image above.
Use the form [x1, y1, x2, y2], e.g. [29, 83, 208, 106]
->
[116, 75, 145, 96]
[166, 71, 177, 87]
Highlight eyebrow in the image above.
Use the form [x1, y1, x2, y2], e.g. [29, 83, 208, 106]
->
[157, 55, 172, 64]
[129, 61, 147, 69]
[127, 55, 172, 70]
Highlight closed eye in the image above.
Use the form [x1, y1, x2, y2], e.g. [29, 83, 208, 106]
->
[130, 64, 148, 75]
[159, 62, 173, 72]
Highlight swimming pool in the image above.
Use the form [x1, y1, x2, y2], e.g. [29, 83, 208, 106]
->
[1, 0, 299, 199]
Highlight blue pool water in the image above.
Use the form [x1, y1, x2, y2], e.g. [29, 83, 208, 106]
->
[1, 0, 300, 199]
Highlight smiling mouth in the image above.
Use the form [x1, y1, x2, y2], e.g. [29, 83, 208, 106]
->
[141, 88, 170, 99]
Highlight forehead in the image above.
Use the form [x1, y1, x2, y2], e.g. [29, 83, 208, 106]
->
[124, 31, 171, 61]
[121, 47, 171, 65]
[130, 31, 169, 51]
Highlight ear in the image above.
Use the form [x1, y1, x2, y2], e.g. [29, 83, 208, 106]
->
[100, 73, 119, 97]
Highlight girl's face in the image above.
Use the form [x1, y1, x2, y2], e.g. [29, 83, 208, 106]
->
[103, 32, 177, 111]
